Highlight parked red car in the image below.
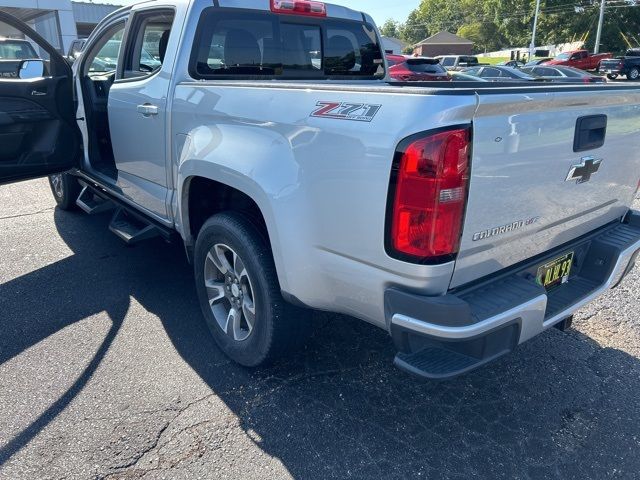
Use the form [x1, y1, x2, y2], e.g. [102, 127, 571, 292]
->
[387, 54, 450, 81]
[546, 49, 612, 70]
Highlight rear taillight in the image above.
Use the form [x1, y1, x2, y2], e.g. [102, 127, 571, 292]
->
[270, 0, 326, 16]
[387, 127, 471, 262]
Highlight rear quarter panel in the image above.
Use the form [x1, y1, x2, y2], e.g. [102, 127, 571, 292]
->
[170, 82, 477, 327]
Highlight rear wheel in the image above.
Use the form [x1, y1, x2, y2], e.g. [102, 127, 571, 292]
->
[194, 212, 309, 367]
[627, 68, 639, 81]
[48, 173, 81, 211]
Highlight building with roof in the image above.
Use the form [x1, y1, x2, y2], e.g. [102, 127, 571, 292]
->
[413, 31, 474, 57]
[381, 36, 407, 55]
[0, 0, 119, 54]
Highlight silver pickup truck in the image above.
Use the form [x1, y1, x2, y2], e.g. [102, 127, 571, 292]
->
[1, 0, 640, 380]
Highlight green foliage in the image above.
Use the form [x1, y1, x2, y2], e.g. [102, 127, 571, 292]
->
[380, 19, 401, 39]
[388, 0, 640, 55]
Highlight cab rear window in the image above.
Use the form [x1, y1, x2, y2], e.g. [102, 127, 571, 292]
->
[190, 9, 384, 79]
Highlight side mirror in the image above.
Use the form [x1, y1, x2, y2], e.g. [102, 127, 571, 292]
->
[18, 59, 45, 80]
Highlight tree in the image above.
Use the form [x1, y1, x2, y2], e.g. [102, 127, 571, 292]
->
[400, 10, 430, 45]
[457, 21, 504, 53]
[394, 0, 639, 56]
[380, 19, 401, 38]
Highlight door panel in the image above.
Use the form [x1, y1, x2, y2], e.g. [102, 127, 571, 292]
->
[0, 11, 79, 185]
[108, 9, 175, 219]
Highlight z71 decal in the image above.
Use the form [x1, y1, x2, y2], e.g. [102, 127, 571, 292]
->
[310, 101, 382, 122]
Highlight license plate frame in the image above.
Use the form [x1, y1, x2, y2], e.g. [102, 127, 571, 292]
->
[536, 252, 575, 289]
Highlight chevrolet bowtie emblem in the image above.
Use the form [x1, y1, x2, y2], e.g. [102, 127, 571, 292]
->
[566, 156, 602, 184]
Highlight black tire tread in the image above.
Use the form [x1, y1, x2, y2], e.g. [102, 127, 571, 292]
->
[48, 173, 81, 211]
[194, 212, 308, 366]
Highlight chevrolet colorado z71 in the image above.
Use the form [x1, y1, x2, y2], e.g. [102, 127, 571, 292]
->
[1, 0, 640, 379]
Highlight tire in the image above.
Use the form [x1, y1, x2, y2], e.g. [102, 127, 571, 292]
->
[194, 212, 309, 367]
[627, 68, 639, 81]
[48, 172, 81, 211]
[607, 74, 618, 80]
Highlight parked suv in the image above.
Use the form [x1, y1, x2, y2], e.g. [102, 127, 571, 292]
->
[387, 55, 449, 81]
[435, 55, 480, 70]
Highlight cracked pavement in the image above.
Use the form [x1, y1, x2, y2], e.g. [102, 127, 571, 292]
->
[1, 179, 640, 479]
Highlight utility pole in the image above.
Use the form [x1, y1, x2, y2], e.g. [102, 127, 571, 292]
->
[594, 0, 606, 53]
[529, 0, 541, 60]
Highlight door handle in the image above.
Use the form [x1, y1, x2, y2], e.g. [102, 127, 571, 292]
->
[31, 90, 47, 96]
[137, 104, 159, 116]
[574, 114, 607, 152]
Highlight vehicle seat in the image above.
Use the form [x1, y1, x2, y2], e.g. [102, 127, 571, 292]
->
[224, 29, 261, 67]
[261, 38, 280, 67]
[158, 29, 170, 64]
[325, 35, 356, 73]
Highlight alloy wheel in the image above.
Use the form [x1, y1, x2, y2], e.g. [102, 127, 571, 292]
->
[50, 173, 64, 198]
[204, 243, 256, 342]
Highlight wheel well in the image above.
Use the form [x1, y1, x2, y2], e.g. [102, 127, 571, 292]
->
[187, 177, 270, 247]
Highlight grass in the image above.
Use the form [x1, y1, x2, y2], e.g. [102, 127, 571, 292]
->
[476, 56, 550, 65]
[477, 56, 511, 65]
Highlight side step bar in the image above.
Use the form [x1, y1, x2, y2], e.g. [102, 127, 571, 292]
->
[75, 179, 173, 245]
[109, 208, 161, 245]
[76, 185, 115, 215]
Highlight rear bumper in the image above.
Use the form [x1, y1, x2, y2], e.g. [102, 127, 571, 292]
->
[386, 212, 640, 379]
[600, 67, 625, 75]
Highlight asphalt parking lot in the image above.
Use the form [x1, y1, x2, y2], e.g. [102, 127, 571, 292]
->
[1, 179, 640, 479]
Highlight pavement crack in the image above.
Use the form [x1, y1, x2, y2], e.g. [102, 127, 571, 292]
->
[0, 207, 54, 220]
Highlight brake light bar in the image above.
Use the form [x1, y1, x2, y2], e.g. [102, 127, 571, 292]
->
[271, 0, 326, 16]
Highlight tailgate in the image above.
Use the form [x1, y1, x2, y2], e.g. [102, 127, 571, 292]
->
[599, 59, 620, 69]
[451, 87, 640, 288]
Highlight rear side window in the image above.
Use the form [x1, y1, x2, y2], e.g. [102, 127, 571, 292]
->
[0, 40, 38, 60]
[122, 10, 175, 78]
[89, 26, 125, 73]
[481, 67, 501, 77]
[406, 60, 446, 74]
[191, 9, 384, 79]
[534, 67, 557, 76]
[440, 57, 455, 67]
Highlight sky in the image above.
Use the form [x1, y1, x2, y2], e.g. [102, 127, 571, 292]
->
[107, 0, 417, 25]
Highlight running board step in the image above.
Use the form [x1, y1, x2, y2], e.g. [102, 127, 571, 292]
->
[394, 347, 480, 380]
[76, 185, 115, 215]
[109, 208, 160, 244]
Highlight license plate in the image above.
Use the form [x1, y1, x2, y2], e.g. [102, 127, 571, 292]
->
[536, 252, 574, 289]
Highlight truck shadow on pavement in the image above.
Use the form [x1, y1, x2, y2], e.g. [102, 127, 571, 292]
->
[1, 207, 640, 479]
